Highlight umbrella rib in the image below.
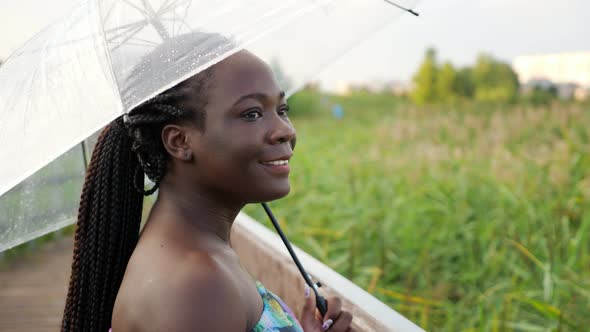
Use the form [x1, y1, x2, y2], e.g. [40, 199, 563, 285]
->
[158, 0, 186, 16]
[0, 78, 28, 136]
[381, 0, 419, 16]
[156, 0, 173, 16]
[179, 0, 192, 33]
[22, 35, 99, 54]
[107, 22, 148, 45]
[44, 65, 65, 124]
[126, 36, 160, 47]
[12, 21, 146, 54]
[15, 7, 94, 54]
[123, 0, 149, 16]
[110, 24, 148, 51]
[139, 0, 171, 40]
[158, 0, 192, 35]
[101, 1, 117, 25]
[104, 20, 147, 34]
[171, 1, 177, 36]
[23, 67, 40, 135]
[157, 0, 192, 24]
[120, 41, 159, 48]
[159, 18, 191, 31]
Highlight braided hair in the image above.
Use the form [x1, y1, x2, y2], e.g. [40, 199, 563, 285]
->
[61, 55, 217, 331]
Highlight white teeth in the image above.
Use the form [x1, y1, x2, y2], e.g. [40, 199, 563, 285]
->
[263, 160, 288, 166]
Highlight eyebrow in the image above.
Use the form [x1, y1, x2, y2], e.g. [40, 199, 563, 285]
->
[233, 91, 286, 106]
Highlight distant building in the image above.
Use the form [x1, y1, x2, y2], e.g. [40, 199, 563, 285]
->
[332, 80, 410, 96]
[521, 79, 580, 100]
[513, 51, 590, 100]
[332, 81, 371, 95]
[334, 81, 353, 96]
[382, 80, 411, 96]
[302, 81, 320, 91]
[555, 83, 579, 100]
[575, 87, 589, 100]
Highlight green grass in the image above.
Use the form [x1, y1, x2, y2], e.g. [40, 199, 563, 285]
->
[0, 144, 85, 262]
[244, 91, 590, 331]
[2, 90, 588, 330]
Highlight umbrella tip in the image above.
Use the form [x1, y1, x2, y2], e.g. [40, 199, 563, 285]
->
[382, 0, 420, 17]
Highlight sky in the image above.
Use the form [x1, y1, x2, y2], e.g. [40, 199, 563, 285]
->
[1, 0, 589, 90]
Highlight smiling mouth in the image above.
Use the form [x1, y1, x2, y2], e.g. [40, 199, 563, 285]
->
[259, 158, 291, 175]
[261, 160, 289, 166]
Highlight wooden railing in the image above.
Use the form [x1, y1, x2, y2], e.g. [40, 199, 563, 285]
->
[232, 213, 425, 332]
[0, 210, 424, 331]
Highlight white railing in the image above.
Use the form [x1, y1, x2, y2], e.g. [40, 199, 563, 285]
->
[232, 212, 425, 332]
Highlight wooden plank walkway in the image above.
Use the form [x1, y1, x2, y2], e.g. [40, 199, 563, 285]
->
[0, 218, 423, 332]
[0, 237, 73, 332]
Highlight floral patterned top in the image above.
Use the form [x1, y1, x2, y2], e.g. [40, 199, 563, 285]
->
[251, 281, 304, 332]
[109, 282, 303, 332]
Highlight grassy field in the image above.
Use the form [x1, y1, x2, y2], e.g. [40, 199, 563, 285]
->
[2, 90, 587, 330]
[244, 91, 590, 331]
[0, 144, 85, 255]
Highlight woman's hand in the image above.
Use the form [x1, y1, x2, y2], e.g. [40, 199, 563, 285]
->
[299, 286, 355, 332]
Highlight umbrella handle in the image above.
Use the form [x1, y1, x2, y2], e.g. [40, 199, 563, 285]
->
[261, 203, 328, 317]
[316, 293, 328, 317]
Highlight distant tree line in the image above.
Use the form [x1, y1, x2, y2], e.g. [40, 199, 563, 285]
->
[411, 48, 520, 105]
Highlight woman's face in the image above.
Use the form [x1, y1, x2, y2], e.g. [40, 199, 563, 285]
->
[181, 50, 296, 203]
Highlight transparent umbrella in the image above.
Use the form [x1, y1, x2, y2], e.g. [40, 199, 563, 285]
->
[0, 0, 419, 250]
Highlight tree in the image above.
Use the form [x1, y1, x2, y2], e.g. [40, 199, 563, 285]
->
[453, 67, 475, 99]
[525, 84, 558, 106]
[409, 50, 520, 105]
[436, 62, 457, 102]
[472, 54, 519, 103]
[411, 48, 439, 105]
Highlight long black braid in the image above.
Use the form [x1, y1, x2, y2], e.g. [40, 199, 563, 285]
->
[61, 67, 214, 332]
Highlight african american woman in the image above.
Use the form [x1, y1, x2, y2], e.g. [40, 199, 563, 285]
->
[61, 33, 354, 332]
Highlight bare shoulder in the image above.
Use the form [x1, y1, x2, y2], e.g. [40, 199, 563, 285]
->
[157, 253, 247, 331]
[114, 250, 248, 332]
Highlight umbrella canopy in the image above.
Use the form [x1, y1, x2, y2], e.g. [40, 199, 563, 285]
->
[0, 0, 418, 251]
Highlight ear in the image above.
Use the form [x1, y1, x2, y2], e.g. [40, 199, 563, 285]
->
[161, 124, 193, 161]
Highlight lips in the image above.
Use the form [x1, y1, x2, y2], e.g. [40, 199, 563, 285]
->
[261, 159, 289, 166]
[259, 155, 292, 175]
[260, 153, 292, 164]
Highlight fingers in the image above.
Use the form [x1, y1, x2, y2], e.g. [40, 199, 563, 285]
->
[300, 285, 318, 326]
[324, 296, 342, 322]
[300, 289, 354, 332]
[322, 296, 353, 332]
[328, 310, 352, 332]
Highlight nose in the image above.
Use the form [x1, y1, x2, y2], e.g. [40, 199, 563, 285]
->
[268, 116, 296, 146]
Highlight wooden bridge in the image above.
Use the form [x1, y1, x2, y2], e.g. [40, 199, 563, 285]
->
[0, 214, 424, 332]
[0, 236, 72, 332]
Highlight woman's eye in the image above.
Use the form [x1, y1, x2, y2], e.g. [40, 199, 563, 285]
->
[242, 109, 262, 120]
[278, 105, 290, 117]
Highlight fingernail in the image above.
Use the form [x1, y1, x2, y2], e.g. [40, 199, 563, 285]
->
[322, 319, 334, 331]
[304, 285, 310, 298]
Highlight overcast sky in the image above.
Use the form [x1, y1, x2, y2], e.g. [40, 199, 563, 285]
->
[1, 0, 589, 88]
